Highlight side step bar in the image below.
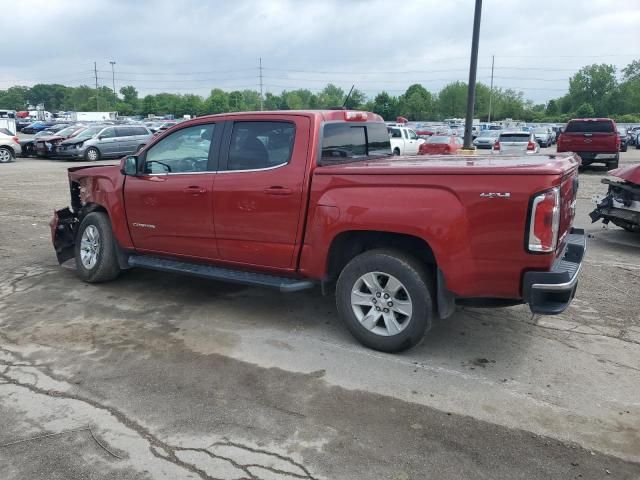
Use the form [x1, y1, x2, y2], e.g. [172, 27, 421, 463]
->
[127, 255, 316, 293]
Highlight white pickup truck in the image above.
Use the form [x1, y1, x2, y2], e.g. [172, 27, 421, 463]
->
[387, 126, 424, 155]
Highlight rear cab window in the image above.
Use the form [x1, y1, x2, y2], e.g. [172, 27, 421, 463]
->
[564, 120, 615, 133]
[499, 133, 530, 142]
[320, 122, 391, 165]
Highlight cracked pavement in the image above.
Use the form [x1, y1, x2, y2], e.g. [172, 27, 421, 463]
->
[0, 149, 639, 479]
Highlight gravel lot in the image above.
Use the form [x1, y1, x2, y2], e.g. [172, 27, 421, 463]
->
[1, 145, 639, 479]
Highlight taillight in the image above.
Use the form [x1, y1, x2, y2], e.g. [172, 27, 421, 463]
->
[527, 141, 536, 151]
[493, 141, 500, 151]
[528, 188, 560, 253]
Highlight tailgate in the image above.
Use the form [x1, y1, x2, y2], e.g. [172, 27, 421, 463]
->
[557, 167, 579, 252]
[559, 132, 617, 152]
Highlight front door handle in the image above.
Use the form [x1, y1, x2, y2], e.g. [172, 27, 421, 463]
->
[183, 186, 206, 195]
[263, 186, 293, 195]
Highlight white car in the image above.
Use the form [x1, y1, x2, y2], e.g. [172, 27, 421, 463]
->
[0, 129, 21, 163]
[492, 131, 539, 155]
[387, 126, 424, 155]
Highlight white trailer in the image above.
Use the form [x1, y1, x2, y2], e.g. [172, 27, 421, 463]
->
[69, 112, 118, 122]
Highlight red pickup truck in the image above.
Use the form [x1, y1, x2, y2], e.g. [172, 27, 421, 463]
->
[51, 110, 585, 352]
[557, 118, 620, 169]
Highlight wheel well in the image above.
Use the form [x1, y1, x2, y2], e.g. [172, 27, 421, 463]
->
[0, 145, 14, 155]
[326, 231, 436, 281]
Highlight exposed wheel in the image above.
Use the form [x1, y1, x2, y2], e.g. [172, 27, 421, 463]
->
[0, 147, 14, 163]
[393, 148, 400, 156]
[84, 147, 100, 161]
[74, 212, 121, 283]
[135, 144, 146, 153]
[336, 249, 434, 353]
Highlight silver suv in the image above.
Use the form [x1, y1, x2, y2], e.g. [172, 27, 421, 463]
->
[57, 125, 152, 161]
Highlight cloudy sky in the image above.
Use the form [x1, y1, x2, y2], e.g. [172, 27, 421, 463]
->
[6, 0, 640, 103]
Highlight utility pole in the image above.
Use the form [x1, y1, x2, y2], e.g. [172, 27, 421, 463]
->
[259, 57, 264, 111]
[462, 0, 483, 150]
[488, 54, 494, 124]
[110, 61, 117, 107]
[94, 62, 99, 111]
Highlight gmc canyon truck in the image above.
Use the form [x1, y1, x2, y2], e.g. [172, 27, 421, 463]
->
[50, 110, 586, 352]
[557, 118, 620, 169]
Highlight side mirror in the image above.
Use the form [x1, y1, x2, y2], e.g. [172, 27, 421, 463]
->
[121, 155, 139, 176]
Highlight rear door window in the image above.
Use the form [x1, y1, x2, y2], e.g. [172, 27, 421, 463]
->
[565, 120, 614, 133]
[115, 127, 133, 137]
[227, 121, 295, 171]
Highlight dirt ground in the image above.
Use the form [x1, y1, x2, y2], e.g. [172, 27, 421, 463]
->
[0, 145, 639, 480]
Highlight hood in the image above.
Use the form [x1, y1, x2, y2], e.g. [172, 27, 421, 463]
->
[316, 152, 580, 176]
[36, 135, 65, 142]
[609, 164, 640, 184]
[68, 164, 119, 182]
[61, 137, 88, 145]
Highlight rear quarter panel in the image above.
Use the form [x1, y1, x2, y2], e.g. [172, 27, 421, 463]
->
[301, 171, 563, 299]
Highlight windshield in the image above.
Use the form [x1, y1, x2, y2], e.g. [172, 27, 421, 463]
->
[55, 126, 78, 137]
[479, 130, 499, 138]
[72, 126, 102, 140]
[534, 128, 548, 133]
[617, 127, 627, 135]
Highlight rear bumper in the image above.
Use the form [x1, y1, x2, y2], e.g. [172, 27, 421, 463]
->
[522, 228, 586, 315]
[576, 152, 618, 164]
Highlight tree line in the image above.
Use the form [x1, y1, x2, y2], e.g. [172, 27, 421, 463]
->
[1, 59, 639, 122]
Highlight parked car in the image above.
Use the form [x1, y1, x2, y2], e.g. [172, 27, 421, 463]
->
[388, 126, 424, 155]
[492, 131, 540, 154]
[16, 118, 33, 132]
[617, 127, 629, 152]
[473, 130, 500, 149]
[557, 118, 620, 169]
[34, 125, 87, 158]
[21, 121, 52, 134]
[533, 127, 553, 148]
[0, 130, 21, 163]
[56, 125, 153, 161]
[418, 135, 463, 155]
[50, 110, 585, 353]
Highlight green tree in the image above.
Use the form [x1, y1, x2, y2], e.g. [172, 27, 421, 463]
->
[344, 88, 366, 109]
[0, 86, 29, 110]
[141, 95, 158, 115]
[437, 81, 467, 118]
[206, 89, 229, 114]
[622, 59, 640, 81]
[371, 91, 399, 120]
[397, 84, 433, 120]
[545, 99, 559, 117]
[568, 64, 617, 116]
[318, 84, 344, 108]
[574, 102, 595, 117]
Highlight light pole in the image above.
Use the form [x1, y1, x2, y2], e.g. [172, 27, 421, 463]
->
[463, 0, 483, 150]
[109, 61, 117, 107]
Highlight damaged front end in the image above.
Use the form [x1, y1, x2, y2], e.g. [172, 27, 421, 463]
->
[49, 206, 79, 264]
[590, 171, 640, 233]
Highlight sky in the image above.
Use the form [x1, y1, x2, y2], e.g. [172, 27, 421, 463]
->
[4, 0, 640, 104]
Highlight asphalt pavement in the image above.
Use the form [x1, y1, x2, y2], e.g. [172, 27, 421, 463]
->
[0, 146, 639, 479]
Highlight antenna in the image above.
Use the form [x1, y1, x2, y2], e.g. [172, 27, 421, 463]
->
[342, 85, 355, 108]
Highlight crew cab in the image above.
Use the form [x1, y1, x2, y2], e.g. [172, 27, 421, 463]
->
[387, 125, 424, 155]
[557, 118, 620, 169]
[50, 110, 585, 353]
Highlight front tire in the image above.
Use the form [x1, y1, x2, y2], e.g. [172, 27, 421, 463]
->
[393, 148, 400, 156]
[74, 212, 121, 283]
[84, 147, 100, 161]
[0, 147, 14, 163]
[336, 249, 434, 353]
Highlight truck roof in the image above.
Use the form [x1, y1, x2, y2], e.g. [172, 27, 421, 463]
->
[178, 110, 385, 124]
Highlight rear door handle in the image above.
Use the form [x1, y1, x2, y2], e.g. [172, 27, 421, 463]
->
[263, 186, 293, 195]
[183, 186, 206, 195]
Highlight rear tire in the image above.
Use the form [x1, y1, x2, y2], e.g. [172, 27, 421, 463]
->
[0, 147, 14, 163]
[74, 212, 121, 283]
[336, 249, 434, 353]
[84, 147, 100, 161]
[607, 154, 619, 170]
